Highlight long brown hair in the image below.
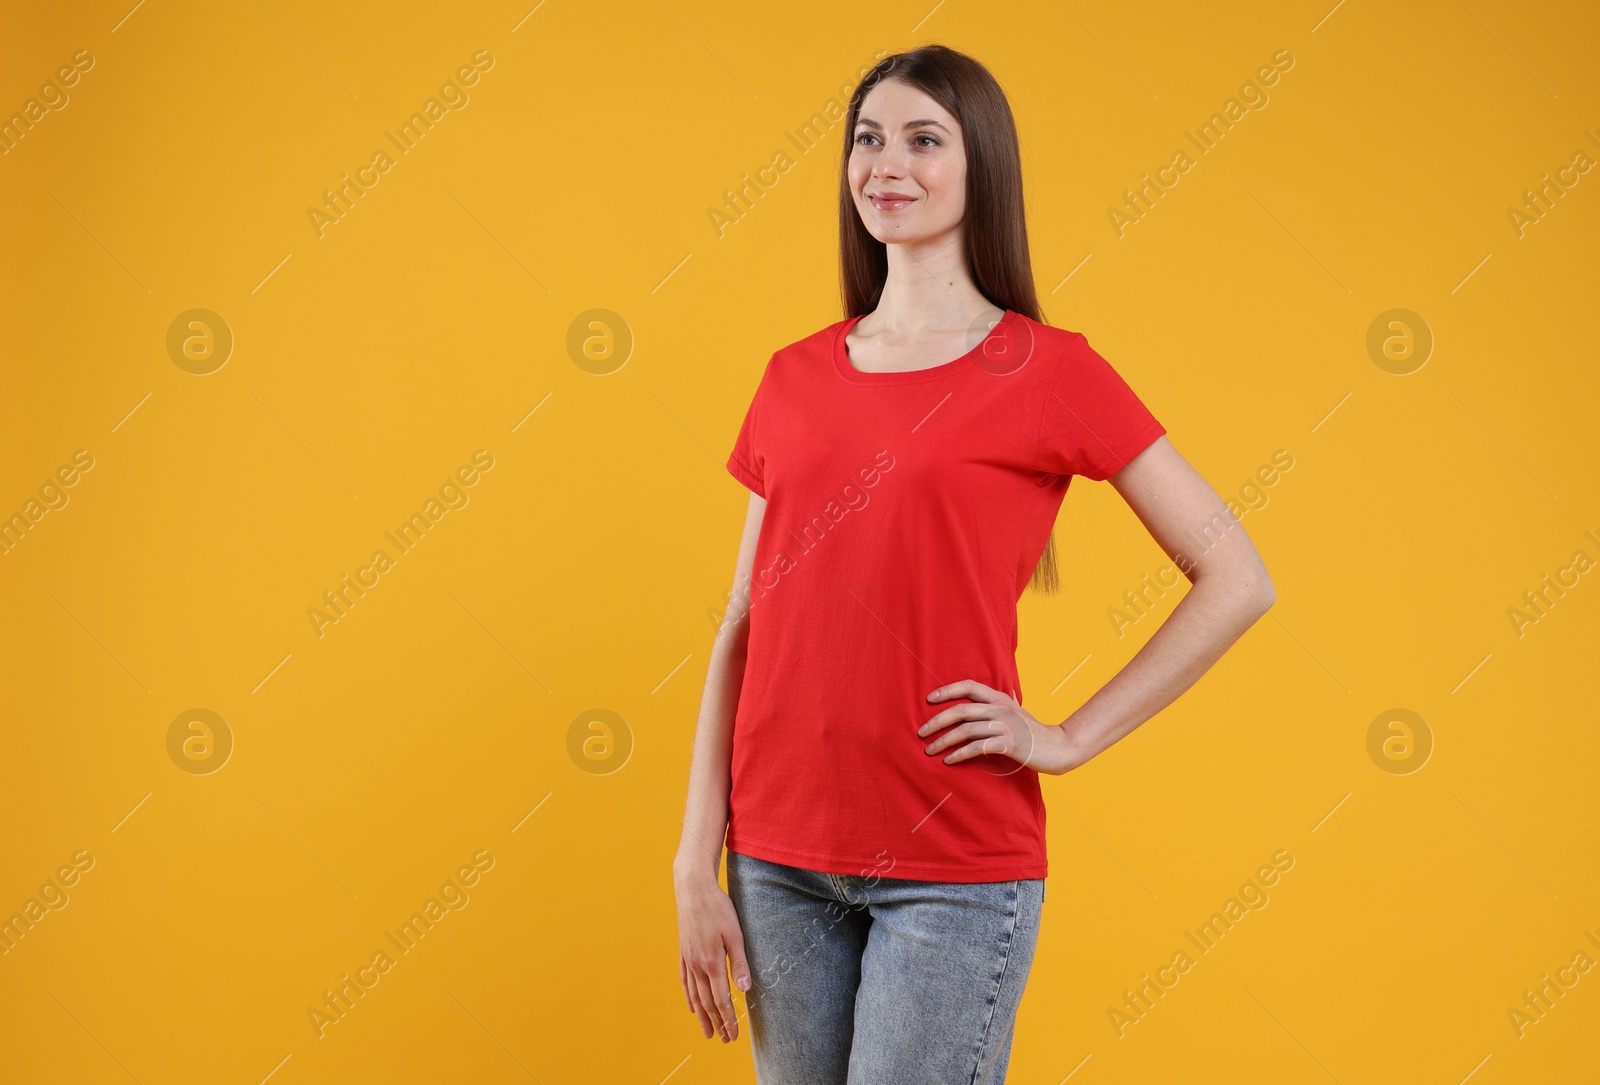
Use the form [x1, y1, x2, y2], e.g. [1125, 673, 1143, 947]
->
[837, 43, 1060, 594]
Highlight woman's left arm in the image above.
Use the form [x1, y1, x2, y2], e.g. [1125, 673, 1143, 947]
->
[1046, 434, 1275, 772]
[921, 435, 1275, 775]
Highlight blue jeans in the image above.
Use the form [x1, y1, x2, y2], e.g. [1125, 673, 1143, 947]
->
[725, 849, 1045, 1084]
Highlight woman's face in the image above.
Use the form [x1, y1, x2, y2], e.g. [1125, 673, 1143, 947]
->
[848, 78, 966, 247]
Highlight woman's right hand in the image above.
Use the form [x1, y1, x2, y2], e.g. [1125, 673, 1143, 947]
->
[674, 863, 753, 1043]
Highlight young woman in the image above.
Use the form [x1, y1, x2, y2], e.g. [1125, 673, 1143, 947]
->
[674, 43, 1274, 1084]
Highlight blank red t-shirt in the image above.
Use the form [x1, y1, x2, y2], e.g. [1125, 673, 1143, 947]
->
[723, 309, 1166, 882]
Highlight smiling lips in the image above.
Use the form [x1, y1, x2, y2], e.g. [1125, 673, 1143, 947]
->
[868, 191, 916, 211]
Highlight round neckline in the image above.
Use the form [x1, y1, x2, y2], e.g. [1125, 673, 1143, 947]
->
[833, 308, 1021, 384]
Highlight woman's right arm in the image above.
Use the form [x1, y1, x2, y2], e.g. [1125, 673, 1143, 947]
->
[674, 491, 765, 1043]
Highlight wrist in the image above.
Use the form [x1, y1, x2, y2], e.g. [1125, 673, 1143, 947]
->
[1046, 719, 1089, 775]
[673, 848, 722, 887]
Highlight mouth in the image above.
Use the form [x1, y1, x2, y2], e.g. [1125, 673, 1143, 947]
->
[868, 192, 916, 211]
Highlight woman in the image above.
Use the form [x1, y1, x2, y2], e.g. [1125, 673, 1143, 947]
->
[674, 43, 1274, 1084]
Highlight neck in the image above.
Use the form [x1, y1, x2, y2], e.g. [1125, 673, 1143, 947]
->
[871, 231, 993, 332]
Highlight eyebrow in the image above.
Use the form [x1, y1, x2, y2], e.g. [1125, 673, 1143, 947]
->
[855, 117, 952, 134]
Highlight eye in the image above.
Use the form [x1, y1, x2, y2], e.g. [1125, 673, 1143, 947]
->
[914, 134, 940, 148]
[855, 133, 880, 147]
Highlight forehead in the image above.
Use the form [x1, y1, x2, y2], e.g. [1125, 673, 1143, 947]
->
[855, 79, 957, 130]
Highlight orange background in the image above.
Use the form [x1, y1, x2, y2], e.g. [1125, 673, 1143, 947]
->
[1, 1, 1597, 1082]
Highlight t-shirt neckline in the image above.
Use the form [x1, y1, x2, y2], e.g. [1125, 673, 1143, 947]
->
[833, 308, 1022, 384]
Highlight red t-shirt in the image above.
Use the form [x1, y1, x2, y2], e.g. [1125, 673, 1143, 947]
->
[723, 309, 1166, 882]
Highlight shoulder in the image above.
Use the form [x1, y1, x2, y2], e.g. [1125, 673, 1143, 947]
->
[1012, 314, 1129, 384]
[756, 316, 852, 379]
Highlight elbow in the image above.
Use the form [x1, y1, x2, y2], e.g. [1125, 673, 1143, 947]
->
[1247, 570, 1276, 617]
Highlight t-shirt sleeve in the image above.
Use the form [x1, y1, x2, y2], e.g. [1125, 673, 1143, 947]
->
[1035, 333, 1166, 481]
[726, 355, 772, 498]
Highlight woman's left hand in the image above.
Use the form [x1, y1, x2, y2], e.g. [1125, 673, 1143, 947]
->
[919, 680, 1076, 775]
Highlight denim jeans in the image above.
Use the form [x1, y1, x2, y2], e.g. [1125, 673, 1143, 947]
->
[725, 849, 1045, 1085]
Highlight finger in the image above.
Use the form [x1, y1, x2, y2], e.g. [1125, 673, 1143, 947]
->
[711, 963, 740, 1043]
[927, 679, 1006, 704]
[917, 702, 993, 738]
[686, 963, 717, 1039]
[692, 966, 730, 1041]
[726, 931, 754, 998]
[680, 956, 696, 1012]
[923, 719, 991, 756]
[944, 732, 1009, 765]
